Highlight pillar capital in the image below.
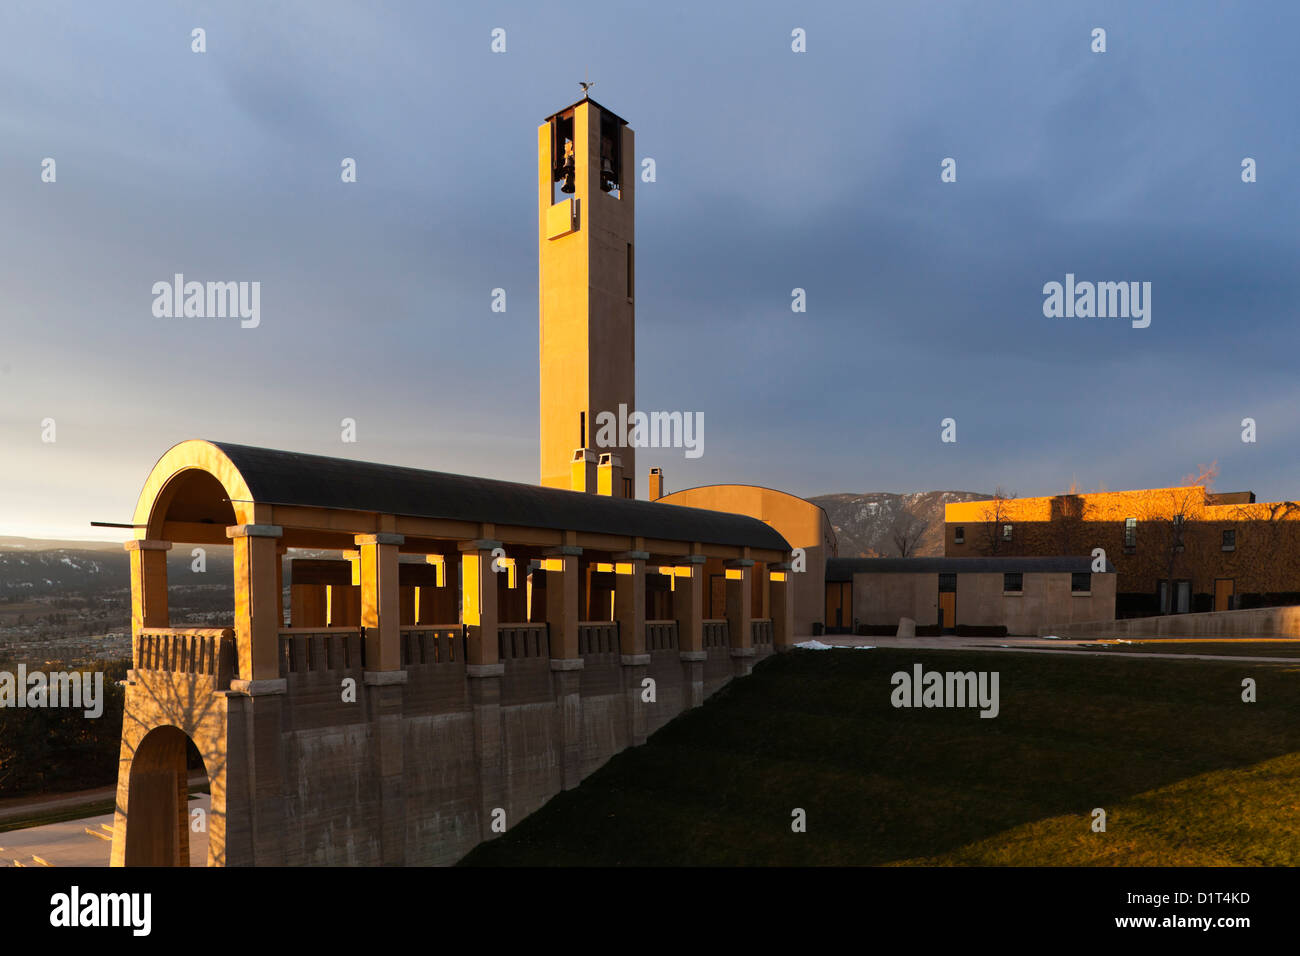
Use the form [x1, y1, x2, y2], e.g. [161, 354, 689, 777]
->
[226, 524, 283, 539]
[458, 538, 503, 553]
[544, 545, 583, 557]
[614, 550, 650, 562]
[355, 532, 405, 547]
[123, 539, 172, 552]
[726, 558, 755, 569]
[674, 554, 708, 566]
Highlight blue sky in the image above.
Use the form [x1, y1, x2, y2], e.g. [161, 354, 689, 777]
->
[2, 0, 1298, 540]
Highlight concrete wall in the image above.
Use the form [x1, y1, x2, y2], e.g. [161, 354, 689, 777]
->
[851, 571, 1116, 635]
[113, 624, 777, 867]
[1039, 604, 1300, 639]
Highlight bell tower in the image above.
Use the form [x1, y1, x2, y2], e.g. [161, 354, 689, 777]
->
[538, 96, 635, 496]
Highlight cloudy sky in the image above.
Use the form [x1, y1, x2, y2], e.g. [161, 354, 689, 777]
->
[2, 0, 1297, 540]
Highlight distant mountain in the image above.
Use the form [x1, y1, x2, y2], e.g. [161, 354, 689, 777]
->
[809, 491, 993, 558]
[0, 540, 233, 596]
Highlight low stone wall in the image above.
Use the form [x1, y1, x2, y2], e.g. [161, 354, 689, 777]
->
[1038, 605, 1300, 639]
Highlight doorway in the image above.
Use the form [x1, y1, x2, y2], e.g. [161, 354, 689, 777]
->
[1214, 578, 1235, 612]
[938, 572, 957, 632]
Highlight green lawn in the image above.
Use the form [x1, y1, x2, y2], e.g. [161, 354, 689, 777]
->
[459, 648, 1300, 866]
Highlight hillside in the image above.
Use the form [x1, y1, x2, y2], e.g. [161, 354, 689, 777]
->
[809, 491, 991, 557]
[0, 541, 232, 596]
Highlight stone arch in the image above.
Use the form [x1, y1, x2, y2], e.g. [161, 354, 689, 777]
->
[132, 439, 257, 540]
[123, 725, 206, 866]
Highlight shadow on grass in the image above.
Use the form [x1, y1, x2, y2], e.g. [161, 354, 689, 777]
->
[459, 648, 1300, 866]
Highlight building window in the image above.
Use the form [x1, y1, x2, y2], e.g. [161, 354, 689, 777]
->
[1124, 517, 1136, 550]
[1001, 523, 1013, 541]
[1003, 572, 1022, 593]
[938, 572, 957, 593]
[626, 243, 634, 301]
[954, 525, 965, 544]
[623, 476, 633, 498]
[1071, 572, 1091, 593]
[1222, 529, 1236, 551]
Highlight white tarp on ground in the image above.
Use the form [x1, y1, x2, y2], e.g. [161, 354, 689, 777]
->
[793, 640, 876, 650]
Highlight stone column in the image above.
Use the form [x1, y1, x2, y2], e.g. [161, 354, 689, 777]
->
[770, 563, 797, 650]
[125, 539, 171, 664]
[545, 546, 584, 788]
[356, 533, 403, 672]
[460, 539, 502, 666]
[227, 524, 283, 683]
[356, 533, 406, 864]
[462, 541, 505, 837]
[223, 524, 288, 865]
[674, 554, 707, 707]
[725, 558, 755, 677]
[614, 550, 648, 745]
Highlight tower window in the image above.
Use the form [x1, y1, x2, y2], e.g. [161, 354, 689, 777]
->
[550, 111, 576, 205]
[626, 243, 634, 301]
[579, 411, 586, 447]
[599, 110, 622, 197]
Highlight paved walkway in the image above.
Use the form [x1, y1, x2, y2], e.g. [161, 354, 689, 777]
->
[795, 634, 1300, 664]
[0, 795, 210, 867]
[0, 773, 206, 826]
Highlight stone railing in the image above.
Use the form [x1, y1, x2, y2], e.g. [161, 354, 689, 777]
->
[278, 628, 365, 677]
[751, 618, 774, 646]
[645, 620, 679, 652]
[498, 623, 549, 661]
[578, 621, 619, 659]
[400, 626, 465, 666]
[702, 619, 730, 649]
[136, 627, 237, 686]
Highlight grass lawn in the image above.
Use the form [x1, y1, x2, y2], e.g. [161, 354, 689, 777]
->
[459, 648, 1300, 866]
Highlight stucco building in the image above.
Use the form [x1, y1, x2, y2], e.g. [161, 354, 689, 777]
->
[826, 556, 1116, 636]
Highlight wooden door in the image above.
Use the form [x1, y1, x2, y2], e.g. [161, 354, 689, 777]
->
[939, 591, 956, 631]
[1214, 578, 1234, 612]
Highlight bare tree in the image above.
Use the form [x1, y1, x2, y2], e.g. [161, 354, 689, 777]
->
[978, 486, 1016, 556]
[1231, 498, 1300, 597]
[1138, 462, 1217, 612]
[1052, 478, 1093, 554]
[890, 514, 928, 558]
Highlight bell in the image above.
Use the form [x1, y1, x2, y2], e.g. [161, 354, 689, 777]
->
[599, 157, 616, 193]
[559, 162, 576, 194]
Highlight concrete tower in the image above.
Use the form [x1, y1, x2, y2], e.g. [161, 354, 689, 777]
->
[538, 97, 635, 497]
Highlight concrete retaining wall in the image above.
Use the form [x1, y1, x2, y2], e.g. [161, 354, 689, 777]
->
[116, 626, 778, 867]
[1038, 604, 1300, 639]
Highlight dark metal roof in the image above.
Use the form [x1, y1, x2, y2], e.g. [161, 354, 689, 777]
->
[826, 555, 1114, 582]
[212, 442, 788, 552]
[543, 95, 628, 126]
